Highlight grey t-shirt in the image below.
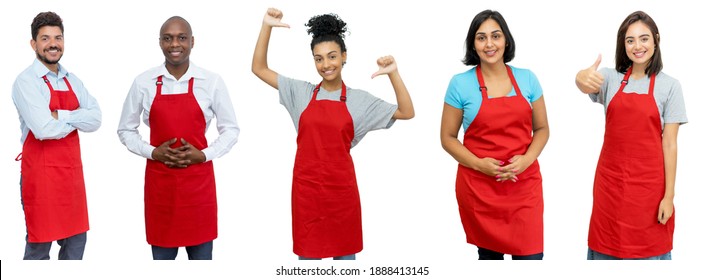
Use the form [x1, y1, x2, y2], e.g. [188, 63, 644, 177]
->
[589, 68, 688, 128]
[278, 75, 397, 148]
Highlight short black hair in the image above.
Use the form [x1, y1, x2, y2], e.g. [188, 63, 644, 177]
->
[462, 10, 515, 66]
[31, 11, 63, 40]
[615, 11, 663, 75]
[305, 13, 348, 53]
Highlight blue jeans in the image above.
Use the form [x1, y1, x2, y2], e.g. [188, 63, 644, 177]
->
[23, 232, 87, 260]
[151, 241, 213, 260]
[299, 253, 356, 260]
[478, 247, 543, 260]
[587, 248, 671, 260]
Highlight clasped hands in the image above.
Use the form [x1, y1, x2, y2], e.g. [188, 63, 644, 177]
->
[475, 155, 535, 183]
[151, 138, 206, 168]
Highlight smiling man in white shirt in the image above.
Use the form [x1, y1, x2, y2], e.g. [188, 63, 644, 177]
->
[117, 16, 239, 260]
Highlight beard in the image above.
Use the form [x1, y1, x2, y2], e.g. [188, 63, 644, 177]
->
[36, 47, 62, 65]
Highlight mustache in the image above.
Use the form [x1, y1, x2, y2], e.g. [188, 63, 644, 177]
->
[45, 46, 61, 51]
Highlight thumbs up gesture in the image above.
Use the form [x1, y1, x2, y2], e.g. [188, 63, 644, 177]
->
[575, 54, 604, 94]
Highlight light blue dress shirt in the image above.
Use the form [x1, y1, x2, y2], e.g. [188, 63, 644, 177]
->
[12, 59, 102, 144]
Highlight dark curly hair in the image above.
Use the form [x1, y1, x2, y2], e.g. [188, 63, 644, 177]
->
[31, 11, 63, 40]
[305, 13, 348, 53]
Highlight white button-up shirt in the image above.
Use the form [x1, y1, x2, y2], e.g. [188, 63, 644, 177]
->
[117, 62, 239, 162]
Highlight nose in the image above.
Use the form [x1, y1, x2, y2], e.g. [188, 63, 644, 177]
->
[321, 58, 330, 69]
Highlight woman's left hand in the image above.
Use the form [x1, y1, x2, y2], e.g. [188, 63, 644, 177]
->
[496, 154, 535, 182]
[658, 197, 674, 225]
[371, 55, 398, 78]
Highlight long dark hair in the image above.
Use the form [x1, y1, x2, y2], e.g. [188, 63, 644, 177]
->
[615, 11, 663, 75]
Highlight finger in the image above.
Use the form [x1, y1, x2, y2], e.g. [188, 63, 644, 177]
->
[591, 54, 602, 70]
[273, 22, 291, 28]
[371, 71, 382, 79]
[162, 138, 177, 147]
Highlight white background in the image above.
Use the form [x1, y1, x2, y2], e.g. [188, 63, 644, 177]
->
[0, 0, 700, 279]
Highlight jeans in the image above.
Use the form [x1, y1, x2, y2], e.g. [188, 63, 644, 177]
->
[299, 253, 356, 260]
[23, 232, 87, 260]
[587, 248, 671, 260]
[151, 240, 214, 260]
[478, 247, 543, 260]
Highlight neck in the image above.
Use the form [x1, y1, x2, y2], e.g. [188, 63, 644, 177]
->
[630, 63, 648, 79]
[479, 62, 507, 77]
[166, 61, 189, 80]
[321, 78, 343, 92]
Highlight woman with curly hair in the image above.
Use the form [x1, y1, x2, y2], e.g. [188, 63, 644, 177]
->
[252, 8, 414, 260]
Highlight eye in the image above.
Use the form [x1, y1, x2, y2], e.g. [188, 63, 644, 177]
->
[314, 57, 322, 63]
[626, 39, 633, 44]
[161, 36, 171, 42]
[476, 35, 485, 41]
[492, 34, 501, 40]
[641, 37, 649, 43]
[179, 36, 188, 42]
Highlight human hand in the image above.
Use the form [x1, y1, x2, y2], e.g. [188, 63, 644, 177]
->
[151, 138, 187, 168]
[371, 55, 398, 79]
[658, 197, 674, 225]
[263, 8, 290, 28]
[169, 138, 206, 166]
[575, 54, 604, 93]
[495, 154, 536, 182]
[472, 157, 505, 177]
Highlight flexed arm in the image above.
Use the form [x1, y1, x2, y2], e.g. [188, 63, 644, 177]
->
[252, 8, 290, 89]
[371, 56, 414, 120]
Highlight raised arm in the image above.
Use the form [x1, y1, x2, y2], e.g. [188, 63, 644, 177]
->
[251, 8, 290, 90]
[371, 55, 414, 120]
[575, 54, 604, 94]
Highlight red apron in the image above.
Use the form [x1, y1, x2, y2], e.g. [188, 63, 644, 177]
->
[21, 76, 88, 242]
[588, 68, 673, 258]
[292, 82, 361, 258]
[455, 65, 543, 255]
[144, 75, 217, 247]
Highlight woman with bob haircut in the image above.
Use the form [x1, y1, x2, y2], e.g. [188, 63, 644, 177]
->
[440, 9, 549, 260]
[575, 10, 687, 260]
[252, 8, 414, 260]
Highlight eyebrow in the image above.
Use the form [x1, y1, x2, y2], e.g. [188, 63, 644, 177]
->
[626, 34, 651, 39]
[313, 51, 339, 57]
[476, 30, 503, 35]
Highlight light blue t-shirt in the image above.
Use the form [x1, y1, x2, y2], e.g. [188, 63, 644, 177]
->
[444, 65, 543, 132]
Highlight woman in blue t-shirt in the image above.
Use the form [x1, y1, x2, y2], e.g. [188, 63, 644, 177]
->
[440, 9, 550, 260]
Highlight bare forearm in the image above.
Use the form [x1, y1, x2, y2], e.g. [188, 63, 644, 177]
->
[524, 126, 549, 162]
[441, 135, 479, 169]
[663, 141, 677, 199]
[389, 71, 414, 120]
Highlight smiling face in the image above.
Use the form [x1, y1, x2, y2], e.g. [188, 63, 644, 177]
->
[31, 26, 63, 69]
[159, 18, 193, 68]
[624, 20, 656, 69]
[312, 41, 346, 83]
[474, 19, 505, 65]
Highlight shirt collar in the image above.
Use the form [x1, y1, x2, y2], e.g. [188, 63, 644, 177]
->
[31, 58, 69, 79]
[154, 62, 203, 81]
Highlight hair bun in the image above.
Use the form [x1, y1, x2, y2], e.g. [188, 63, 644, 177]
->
[305, 14, 347, 38]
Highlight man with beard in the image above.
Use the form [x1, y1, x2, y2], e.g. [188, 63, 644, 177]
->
[117, 16, 239, 260]
[11, 11, 102, 260]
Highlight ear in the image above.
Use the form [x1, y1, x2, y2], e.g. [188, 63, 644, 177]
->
[30, 39, 36, 51]
[342, 51, 347, 62]
[191, 36, 195, 48]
